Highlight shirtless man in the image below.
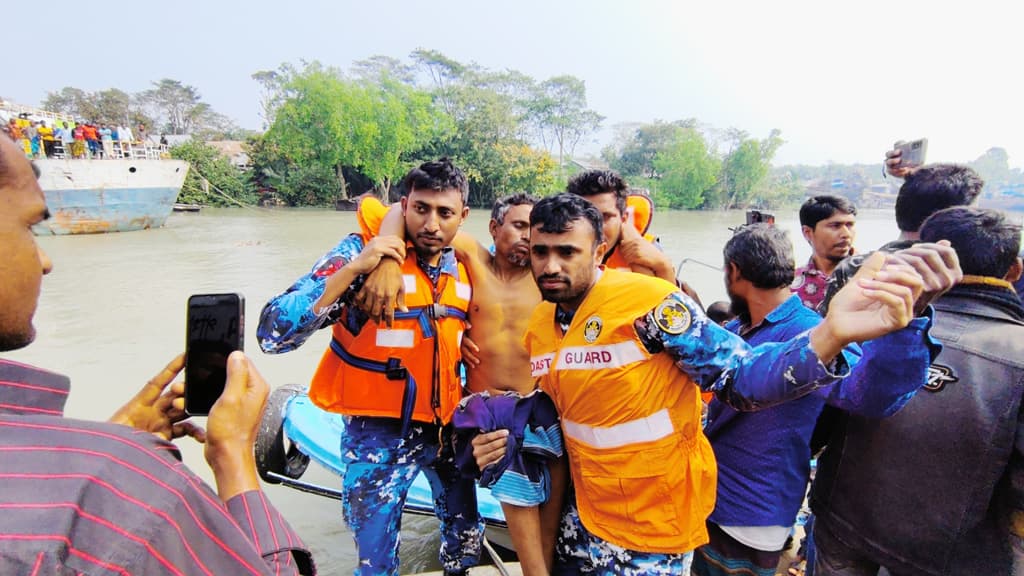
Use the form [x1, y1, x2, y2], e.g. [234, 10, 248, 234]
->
[355, 193, 565, 575]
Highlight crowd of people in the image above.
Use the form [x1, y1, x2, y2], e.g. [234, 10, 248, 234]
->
[1, 112, 164, 159]
[2, 129, 1023, 576]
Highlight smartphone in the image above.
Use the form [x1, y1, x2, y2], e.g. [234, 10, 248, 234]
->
[185, 293, 245, 416]
[895, 138, 928, 168]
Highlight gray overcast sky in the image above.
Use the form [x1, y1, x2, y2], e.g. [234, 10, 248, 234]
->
[7, 0, 1023, 167]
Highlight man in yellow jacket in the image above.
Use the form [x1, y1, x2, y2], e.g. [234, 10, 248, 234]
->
[474, 193, 933, 574]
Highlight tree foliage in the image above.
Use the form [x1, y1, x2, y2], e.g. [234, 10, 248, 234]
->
[254, 62, 452, 205]
[141, 79, 239, 138]
[43, 86, 153, 127]
[169, 140, 255, 206]
[527, 76, 604, 166]
[651, 130, 720, 208]
[605, 122, 785, 209]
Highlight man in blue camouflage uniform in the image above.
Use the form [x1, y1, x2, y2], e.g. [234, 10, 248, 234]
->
[258, 159, 483, 575]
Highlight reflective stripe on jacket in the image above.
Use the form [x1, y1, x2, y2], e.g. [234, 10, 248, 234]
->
[309, 253, 471, 425]
[524, 268, 716, 553]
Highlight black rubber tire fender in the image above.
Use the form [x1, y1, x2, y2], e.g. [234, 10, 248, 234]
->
[255, 383, 310, 483]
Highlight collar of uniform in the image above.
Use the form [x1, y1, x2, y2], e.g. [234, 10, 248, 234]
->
[0, 358, 71, 416]
[730, 294, 804, 336]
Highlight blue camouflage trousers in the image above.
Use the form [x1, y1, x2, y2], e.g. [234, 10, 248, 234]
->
[554, 498, 694, 575]
[341, 416, 483, 575]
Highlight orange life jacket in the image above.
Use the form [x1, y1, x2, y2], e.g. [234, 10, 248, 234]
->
[308, 231, 472, 427]
[524, 269, 716, 553]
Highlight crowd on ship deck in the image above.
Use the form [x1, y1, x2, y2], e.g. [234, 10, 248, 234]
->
[1, 110, 167, 159]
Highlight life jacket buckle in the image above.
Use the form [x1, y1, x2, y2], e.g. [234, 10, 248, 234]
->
[384, 357, 408, 381]
[429, 303, 449, 319]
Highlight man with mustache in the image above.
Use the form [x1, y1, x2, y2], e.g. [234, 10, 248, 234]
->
[258, 158, 483, 575]
[792, 195, 857, 310]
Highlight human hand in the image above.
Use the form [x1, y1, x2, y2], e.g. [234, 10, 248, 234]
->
[813, 252, 922, 357]
[461, 329, 481, 368]
[347, 235, 406, 277]
[885, 142, 921, 179]
[889, 240, 962, 314]
[354, 256, 407, 327]
[108, 354, 205, 442]
[618, 207, 673, 279]
[204, 352, 268, 501]
[472, 429, 509, 470]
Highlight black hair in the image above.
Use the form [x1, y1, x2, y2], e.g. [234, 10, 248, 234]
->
[919, 207, 1021, 278]
[723, 224, 795, 289]
[799, 195, 857, 229]
[566, 169, 628, 215]
[401, 157, 469, 204]
[491, 192, 539, 224]
[896, 164, 983, 233]
[529, 193, 604, 245]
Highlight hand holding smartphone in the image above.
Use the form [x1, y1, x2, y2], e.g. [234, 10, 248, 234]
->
[185, 293, 245, 416]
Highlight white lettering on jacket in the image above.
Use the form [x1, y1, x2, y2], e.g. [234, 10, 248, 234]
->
[556, 341, 645, 371]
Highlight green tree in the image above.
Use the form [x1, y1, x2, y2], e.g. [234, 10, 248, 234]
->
[169, 140, 255, 206]
[528, 75, 603, 166]
[259, 62, 451, 205]
[603, 120, 698, 179]
[43, 86, 152, 127]
[713, 129, 785, 209]
[652, 130, 720, 208]
[142, 79, 229, 136]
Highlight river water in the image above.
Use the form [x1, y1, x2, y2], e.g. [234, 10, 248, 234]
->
[5, 206, 904, 574]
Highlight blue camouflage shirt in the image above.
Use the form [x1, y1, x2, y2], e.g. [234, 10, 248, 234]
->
[257, 233, 457, 354]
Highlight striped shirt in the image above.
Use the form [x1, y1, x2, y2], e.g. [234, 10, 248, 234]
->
[0, 358, 315, 575]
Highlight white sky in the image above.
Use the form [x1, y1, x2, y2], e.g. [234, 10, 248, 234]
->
[7, 0, 1023, 167]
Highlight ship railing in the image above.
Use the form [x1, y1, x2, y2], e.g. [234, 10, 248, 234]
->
[50, 141, 170, 161]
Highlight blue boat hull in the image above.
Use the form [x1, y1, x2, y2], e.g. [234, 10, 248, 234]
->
[32, 158, 189, 235]
[34, 186, 182, 235]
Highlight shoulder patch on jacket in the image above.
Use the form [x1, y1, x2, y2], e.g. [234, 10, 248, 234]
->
[655, 299, 691, 335]
[924, 364, 958, 392]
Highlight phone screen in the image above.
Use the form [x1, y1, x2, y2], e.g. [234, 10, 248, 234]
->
[185, 293, 244, 415]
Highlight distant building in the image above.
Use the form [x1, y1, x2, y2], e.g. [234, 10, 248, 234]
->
[205, 140, 251, 168]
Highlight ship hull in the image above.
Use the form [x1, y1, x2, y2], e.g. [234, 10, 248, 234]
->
[32, 158, 189, 235]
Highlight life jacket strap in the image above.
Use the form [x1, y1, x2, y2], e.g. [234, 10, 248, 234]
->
[392, 304, 468, 338]
[330, 338, 417, 437]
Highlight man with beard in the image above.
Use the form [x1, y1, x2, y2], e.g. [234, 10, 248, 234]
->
[258, 158, 484, 575]
[691, 224, 950, 576]
[473, 193, 939, 574]
[356, 192, 567, 576]
[566, 170, 703, 304]
[792, 195, 857, 309]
